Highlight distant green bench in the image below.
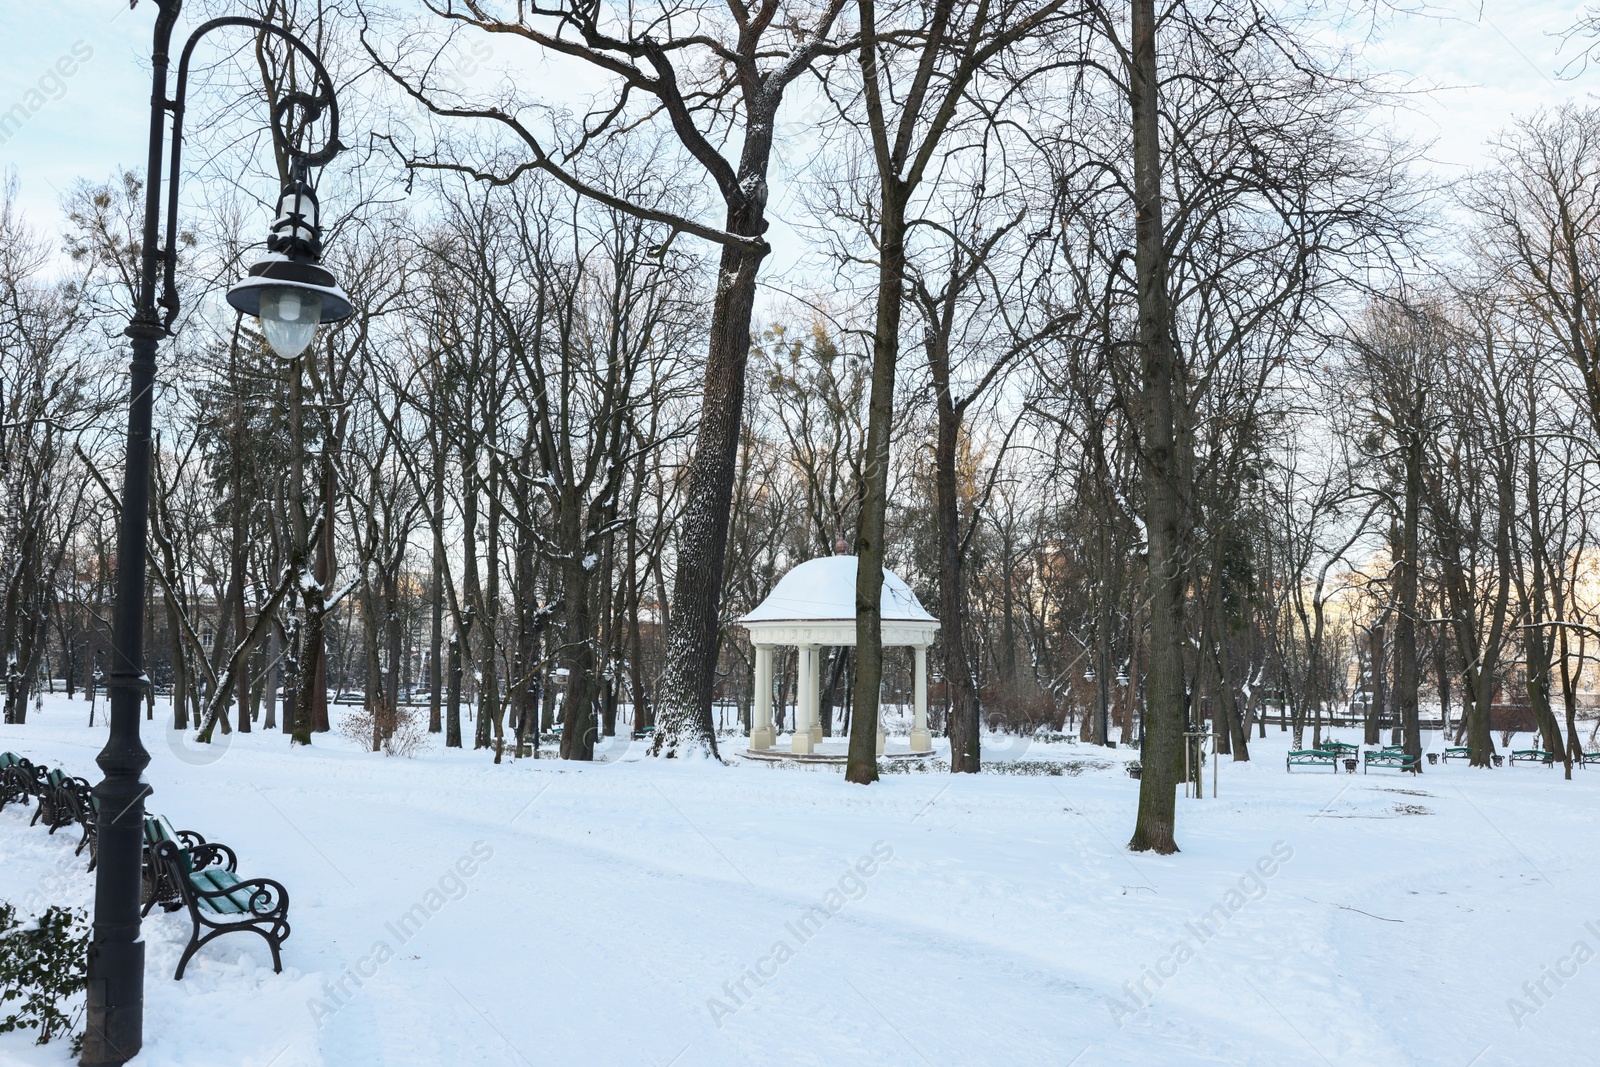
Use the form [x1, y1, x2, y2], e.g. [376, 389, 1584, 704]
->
[1510, 749, 1554, 765]
[1442, 747, 1471, 762]
[1318, 740, 1358, 758]
[1364, 749, 1420, 774]
[631, 724, 655, 741]
[1582, 751, 1600, 768]
[1287, 749, 1339, 772]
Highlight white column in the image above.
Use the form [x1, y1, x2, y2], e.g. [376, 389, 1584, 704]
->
[752, 645, 775, 750]
[808, 645, 823, 743]
[910, 644, 932, 752]
[791, 645, 814, 754]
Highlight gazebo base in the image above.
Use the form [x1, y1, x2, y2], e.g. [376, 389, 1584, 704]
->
[740, 744, 938, 765]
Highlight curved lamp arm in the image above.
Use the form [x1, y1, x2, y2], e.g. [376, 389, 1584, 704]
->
[156, 15, 344, 333]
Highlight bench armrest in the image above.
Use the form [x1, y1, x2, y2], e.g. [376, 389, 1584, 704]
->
[190, 841, 239, 874]
[193, 875, 290, 919]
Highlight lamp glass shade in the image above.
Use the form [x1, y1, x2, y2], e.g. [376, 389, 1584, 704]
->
[259, 285, 322, 358]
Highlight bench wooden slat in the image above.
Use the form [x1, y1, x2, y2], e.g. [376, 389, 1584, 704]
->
[191, 869, 252, 914]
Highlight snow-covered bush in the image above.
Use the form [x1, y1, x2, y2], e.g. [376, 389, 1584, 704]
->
[0, 901, 88, 1052]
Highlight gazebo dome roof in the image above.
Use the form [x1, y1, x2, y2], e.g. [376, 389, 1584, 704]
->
[740, 556, 936, 624]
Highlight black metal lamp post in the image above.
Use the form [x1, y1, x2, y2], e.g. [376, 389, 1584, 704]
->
[82, 5, 348, 1063]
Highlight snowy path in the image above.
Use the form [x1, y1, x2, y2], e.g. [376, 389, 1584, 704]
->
[4, 701, 1599, 1066]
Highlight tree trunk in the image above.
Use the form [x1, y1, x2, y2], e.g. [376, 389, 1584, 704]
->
[263, 624, 280, 732]
[847, 193, 907, 786]
[1396, 437, 1423, 768]
[1128, 0, 1184, 854]
[480, 448, 503, 757]
[1365, 625, 1384, 747]
[559, 553, 597, 761]
[430, 436, 445, 734]
[650, 235, 766, 759]
[447, 615, 468, 749]
[933, 326, 981, 773]
[311, 455, 335, 733]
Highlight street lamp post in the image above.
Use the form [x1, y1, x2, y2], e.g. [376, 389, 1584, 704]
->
[81, 6, 348, 1063]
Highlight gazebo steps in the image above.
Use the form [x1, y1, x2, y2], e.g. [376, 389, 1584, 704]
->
[740, 745, 937, 765]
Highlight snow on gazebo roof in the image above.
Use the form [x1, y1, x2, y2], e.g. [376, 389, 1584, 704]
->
[740, 555, 936, 624]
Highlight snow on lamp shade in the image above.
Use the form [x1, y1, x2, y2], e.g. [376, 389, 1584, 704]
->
[259, 286, 321, 358]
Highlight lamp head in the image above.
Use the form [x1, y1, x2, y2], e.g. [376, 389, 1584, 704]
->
[226, 178, 352, 358]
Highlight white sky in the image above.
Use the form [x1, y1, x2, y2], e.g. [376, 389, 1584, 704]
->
[0, 1, 1594, 267]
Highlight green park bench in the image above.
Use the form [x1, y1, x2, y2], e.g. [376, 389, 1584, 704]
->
[62, 776, 98, 868]
[140, 815, 230, 916]
[1442, 747, 1471, 762]
[1510, 749, 1554, 765]
[1287, 749, 1339, 772]
[1364, 749, 1420, 774]
[1318, 740, 1358, 758]
[31, 768, 87, 834]
[151, 836, 290, 980]
[0, 752, 28, 810]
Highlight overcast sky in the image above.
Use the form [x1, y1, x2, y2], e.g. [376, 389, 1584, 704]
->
[0, 1, 1593, 269]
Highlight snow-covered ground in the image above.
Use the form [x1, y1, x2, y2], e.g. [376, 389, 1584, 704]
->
[4, 695, 1599, 1066]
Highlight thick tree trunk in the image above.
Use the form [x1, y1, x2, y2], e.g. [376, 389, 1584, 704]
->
[292, 603, 323, 746]
[1524, 434, 1563, 760]
[1128, 0, 1183, 854]
[651, 235, 767, 759]
[559, 552, 598, 761]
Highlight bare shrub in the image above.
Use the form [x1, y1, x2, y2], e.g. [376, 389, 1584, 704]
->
[339, 703, 430, 758]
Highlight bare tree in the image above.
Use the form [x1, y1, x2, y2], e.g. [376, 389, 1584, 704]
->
[363, 0, 850, 758]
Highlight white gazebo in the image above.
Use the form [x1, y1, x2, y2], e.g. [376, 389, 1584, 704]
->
[741, 556, 939, 756]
